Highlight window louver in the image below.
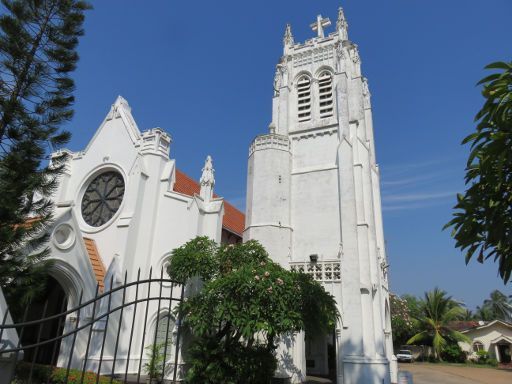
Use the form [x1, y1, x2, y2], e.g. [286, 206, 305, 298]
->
[318, 72, 333, 118]
[297, 76, 311, 122]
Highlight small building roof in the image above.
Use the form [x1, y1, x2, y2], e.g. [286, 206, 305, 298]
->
[174, 169, 245, 236]
[449, 321, 482, 332]
[461, 319, 512, 333]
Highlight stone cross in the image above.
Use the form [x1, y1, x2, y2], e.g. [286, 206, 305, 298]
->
[310, 15, 331, 38]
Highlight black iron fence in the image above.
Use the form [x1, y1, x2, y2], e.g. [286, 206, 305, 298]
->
[0, 268, 184, 384]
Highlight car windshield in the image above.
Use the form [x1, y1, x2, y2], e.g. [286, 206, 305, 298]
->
[399, 350, 411, 355]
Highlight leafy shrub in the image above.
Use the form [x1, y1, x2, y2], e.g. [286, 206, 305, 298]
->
[144, 341, 169, 379]
[475, 349, 489, 364]
[486, 358, 498, 367]
[441, 343, 466, 363]
[14, 363, 121, 384]
[51, 368, 121, 384]
[167, 238, 338, 383]
[184, 335, 277, 384]
[15, 362, 52, 383]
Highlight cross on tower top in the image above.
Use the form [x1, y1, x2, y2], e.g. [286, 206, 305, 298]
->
[310, 15, 331, 38]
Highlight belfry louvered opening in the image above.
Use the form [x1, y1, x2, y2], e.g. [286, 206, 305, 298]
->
[318, 72, 333, 118]
[297, 76, 311, 122]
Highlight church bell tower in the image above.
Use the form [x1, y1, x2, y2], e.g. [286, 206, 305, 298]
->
[244, 8, 396, 384]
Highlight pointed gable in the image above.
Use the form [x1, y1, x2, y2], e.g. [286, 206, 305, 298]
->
[82, 96, 142, 157]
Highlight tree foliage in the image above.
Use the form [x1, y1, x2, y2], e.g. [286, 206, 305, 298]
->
[445, 61, 512, 283]
[0, 0, 90, 305]
[390, 294, 418, 350]
[480, 289, 512, 321]
[407, 288, 469, 360]
[167, 237, 339, 383]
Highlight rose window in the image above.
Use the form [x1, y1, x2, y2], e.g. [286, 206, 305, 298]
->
[81, 171, 125, 227]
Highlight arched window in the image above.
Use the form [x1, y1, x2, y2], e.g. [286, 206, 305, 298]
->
[318, 72, 333, 118]
[473, 341, 484, 352]
[154, 313, 175, 346]
[297, 75, 311, 122]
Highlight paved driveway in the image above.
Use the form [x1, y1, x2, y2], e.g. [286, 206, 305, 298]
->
[399, 362, 512, 384]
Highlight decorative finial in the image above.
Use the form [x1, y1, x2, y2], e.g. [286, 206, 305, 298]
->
[200, 155, 215, 202]
[310, 15, 331, 38]
[283, 24, 294, 46]
[336, 7, 348, 40]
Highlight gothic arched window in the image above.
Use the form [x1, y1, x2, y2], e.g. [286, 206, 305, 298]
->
[297, 75, 311, 122]
[154, 313, 175, 346]
[318, 72, 334, 118]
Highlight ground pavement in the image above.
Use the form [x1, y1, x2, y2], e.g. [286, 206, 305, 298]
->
[399, 362, 512, 384]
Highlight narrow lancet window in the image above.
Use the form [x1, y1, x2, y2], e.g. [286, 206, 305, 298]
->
[297, 76, 311, 122]
[318, 72, 333, 118]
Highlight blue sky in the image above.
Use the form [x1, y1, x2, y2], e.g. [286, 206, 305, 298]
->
[64, 0, 511, 309]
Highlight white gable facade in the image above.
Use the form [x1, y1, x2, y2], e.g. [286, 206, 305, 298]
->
[244, 8, 396, 384]
[33, 96, 236, 376]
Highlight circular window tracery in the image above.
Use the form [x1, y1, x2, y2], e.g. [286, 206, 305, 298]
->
[81, 171, 125, 227]
[52, 224, 75, 249]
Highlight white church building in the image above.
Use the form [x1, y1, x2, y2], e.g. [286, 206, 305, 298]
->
[244, 8, 396, 384]
[16, 95, 244, 377]
[3, 6, 397, 384]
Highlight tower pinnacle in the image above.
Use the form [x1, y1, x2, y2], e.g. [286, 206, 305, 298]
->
[336, 7, 349, 40]
[310, 15, 331, 38]
[283, 24, 294, 54]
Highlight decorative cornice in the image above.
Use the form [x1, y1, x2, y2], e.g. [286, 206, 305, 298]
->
[290, 125, 338, 141]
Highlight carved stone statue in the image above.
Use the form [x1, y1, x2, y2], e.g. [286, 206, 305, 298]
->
[200, 155, 215, 202]
[362, 77, 371, 109]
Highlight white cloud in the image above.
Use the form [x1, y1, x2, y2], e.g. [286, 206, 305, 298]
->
[383, 191, 457, 203]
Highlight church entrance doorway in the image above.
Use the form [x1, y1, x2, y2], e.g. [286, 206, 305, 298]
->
[20, 276, 68, 366]
[305, 329, 337, 380]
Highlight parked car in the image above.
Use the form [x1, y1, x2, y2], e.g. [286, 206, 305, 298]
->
[396, 349, 414, 363]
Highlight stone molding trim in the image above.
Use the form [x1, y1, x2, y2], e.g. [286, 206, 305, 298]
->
[290, 125, 338, 141]
[249, 134, 290, 157]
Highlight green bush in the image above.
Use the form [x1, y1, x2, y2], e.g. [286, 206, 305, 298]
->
[50, 368, 121, 384]
[144, 341, 169, 379]
[14, 363, 120, 384]
[475, 349, 489, 364]
[486, 358, 498, 367]
[15, 362, 52, 383]
[441, 343, 466, 363]
[51, 368, 121, 384]
[184, 335, 277, 384]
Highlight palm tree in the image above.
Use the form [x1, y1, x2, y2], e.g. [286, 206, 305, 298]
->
[475, 304, 494, 321]
[481, 290, 512, 321]
[461, 308, 475, 321]
[407, 288, 470, 360]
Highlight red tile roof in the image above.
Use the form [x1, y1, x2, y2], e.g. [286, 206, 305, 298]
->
[448, 321, 482, 331]
[83, 237, 106, 292]
[174, 169, 245, 236]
